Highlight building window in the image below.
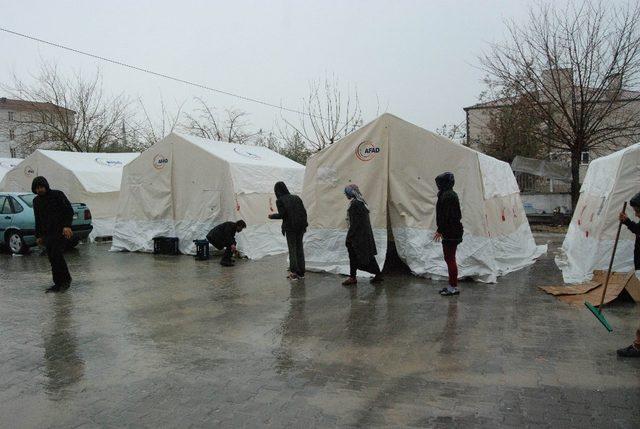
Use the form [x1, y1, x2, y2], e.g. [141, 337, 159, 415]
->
[581, 151, 590, 165]
[8, 111, 15, 121]
[9, 129, 15, 140]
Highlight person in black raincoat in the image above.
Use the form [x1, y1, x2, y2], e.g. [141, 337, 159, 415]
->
[434, 172, 463, 296]
[32, 176, 75, 293]
[268, 181, 308, 280]
[342, 184, 382, 286]
[206, 220, 246, 266]
[617, 192, 640, 358]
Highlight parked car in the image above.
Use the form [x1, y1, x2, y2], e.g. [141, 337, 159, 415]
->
[0, 192, 93, 254]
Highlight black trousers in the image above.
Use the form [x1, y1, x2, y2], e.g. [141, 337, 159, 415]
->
[286, 231, 305, 276]
[221, 246, 233, 264]
[208, 238, 234, 265]
[347, 243, 380, 278]
[45, 236, 71, 286]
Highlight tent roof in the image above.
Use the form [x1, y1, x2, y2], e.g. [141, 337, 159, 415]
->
[580, 143, 640, 197]
[311, 113, 519, 199]
[31, 150, 139, 193]
[0, 157, 22, 170]
[174, 133, 304, 170]
[0, 157, 22, 182]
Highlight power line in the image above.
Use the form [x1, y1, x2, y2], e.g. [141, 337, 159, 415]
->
[0, 26, 322, 119]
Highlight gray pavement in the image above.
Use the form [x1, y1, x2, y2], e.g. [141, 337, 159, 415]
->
[0, 233, 639, 428]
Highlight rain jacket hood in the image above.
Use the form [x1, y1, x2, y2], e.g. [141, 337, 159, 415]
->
[274, 181, 290, 199]
[630, 192, 640, 209]
[435, 172, 455, 194]
[32, 176, 50, 194]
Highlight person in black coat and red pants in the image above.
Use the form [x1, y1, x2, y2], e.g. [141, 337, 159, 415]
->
[617, 192, 640, 358]
[434, 172, 463, 296]
[32, 176, 75, 293]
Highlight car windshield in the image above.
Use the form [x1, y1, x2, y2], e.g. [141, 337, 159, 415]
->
[19, 194, 36, 208]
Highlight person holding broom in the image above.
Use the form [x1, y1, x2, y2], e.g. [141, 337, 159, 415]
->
[434, 172, 463, 297]
[617, 192, 640, 358]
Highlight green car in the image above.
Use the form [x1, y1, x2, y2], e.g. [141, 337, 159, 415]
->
[0, 192, 93, 254]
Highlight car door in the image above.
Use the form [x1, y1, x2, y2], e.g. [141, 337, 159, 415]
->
[0, 196, 13, 233]
[8, 197, 30, 234]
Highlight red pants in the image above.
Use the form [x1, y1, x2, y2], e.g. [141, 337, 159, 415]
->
[442, 242, 458, 287]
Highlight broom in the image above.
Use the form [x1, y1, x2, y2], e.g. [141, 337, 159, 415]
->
[584, 201, 627, 332]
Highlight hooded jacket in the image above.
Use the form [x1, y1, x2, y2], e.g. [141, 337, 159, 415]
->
[32, 176, 74, 239]
[435, 172, 463, 244]
[622, 192, 640, 269]
[270, 182, 308, 235]
[206, 221, 238, 249]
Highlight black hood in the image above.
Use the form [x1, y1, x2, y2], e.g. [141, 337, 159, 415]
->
[435, 172, 455, 192]
[630, 192, 640, 209]
[32, 176, 50, 194]
[274, 181, 290, 199]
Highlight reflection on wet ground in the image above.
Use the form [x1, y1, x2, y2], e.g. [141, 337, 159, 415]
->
[1, 233, 639, 427]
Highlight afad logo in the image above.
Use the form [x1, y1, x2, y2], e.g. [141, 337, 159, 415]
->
[233, 147, 261, 160]
[153, 154, 169, 170]
[355, 140, 380, 161]
[24, 165, 35, 177]
[95, 157, 124, 167]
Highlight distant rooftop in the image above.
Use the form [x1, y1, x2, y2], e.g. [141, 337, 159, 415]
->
[464, 88, 640, 111]
[0, 97, 75, 114]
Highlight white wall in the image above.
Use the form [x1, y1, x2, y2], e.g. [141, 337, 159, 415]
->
[522, 193, 572, 214]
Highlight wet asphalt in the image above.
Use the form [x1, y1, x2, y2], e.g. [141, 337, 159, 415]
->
[0, 233, 639, 428]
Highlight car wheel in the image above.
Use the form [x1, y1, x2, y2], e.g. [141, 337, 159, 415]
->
[6, 230, 26, 254]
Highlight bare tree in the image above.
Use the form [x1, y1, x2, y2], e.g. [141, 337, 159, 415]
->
[2, 62, 133, 154]
[282, 75, 363, 152]
[481, 0, 640, 208]
[184, 97, 256, 144]
[435, 121, 467, 145]
[136, 95, 185, 148]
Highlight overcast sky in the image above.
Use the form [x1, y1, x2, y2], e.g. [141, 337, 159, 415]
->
[1, 0, 580, 134]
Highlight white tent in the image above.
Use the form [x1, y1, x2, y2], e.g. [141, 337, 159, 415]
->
[302, 114, 546, 282]
[0, 150, 139, 238]
[0, 158, 22, 183]
[111, 133, 305, 258]
[556, 143, 640, 283]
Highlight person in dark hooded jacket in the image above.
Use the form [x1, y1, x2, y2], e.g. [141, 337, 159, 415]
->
[617, 192, 640, 358]
[268, 181, 308, 280]
[342, 184, 382, 286]
[434, 172, 463, 296]
[32, 176, 75, 292]
[206, 220, 246, 266]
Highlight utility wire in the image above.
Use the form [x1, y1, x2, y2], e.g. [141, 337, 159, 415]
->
[0, 26, 323, 120]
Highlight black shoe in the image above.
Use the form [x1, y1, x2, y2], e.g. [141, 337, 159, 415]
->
[440, 287, 460, 296]
[220, 260, 235, 267]
[45, 285, 61, 293]
[617, 345, 640, 358]
[370, 274, 383, 284]
[59, 283, 71, 292]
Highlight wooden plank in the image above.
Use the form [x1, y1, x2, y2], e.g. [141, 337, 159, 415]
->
[539, 282, 600, 296]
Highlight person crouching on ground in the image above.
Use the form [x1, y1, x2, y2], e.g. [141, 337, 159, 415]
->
[434, 172, 463, 297]
[342, 184, 383, 286]
[206, 220, 246, 267]
[32, 176, 75, 293]
[617, 192, 640, 358]
[268, 181, 308, 281]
